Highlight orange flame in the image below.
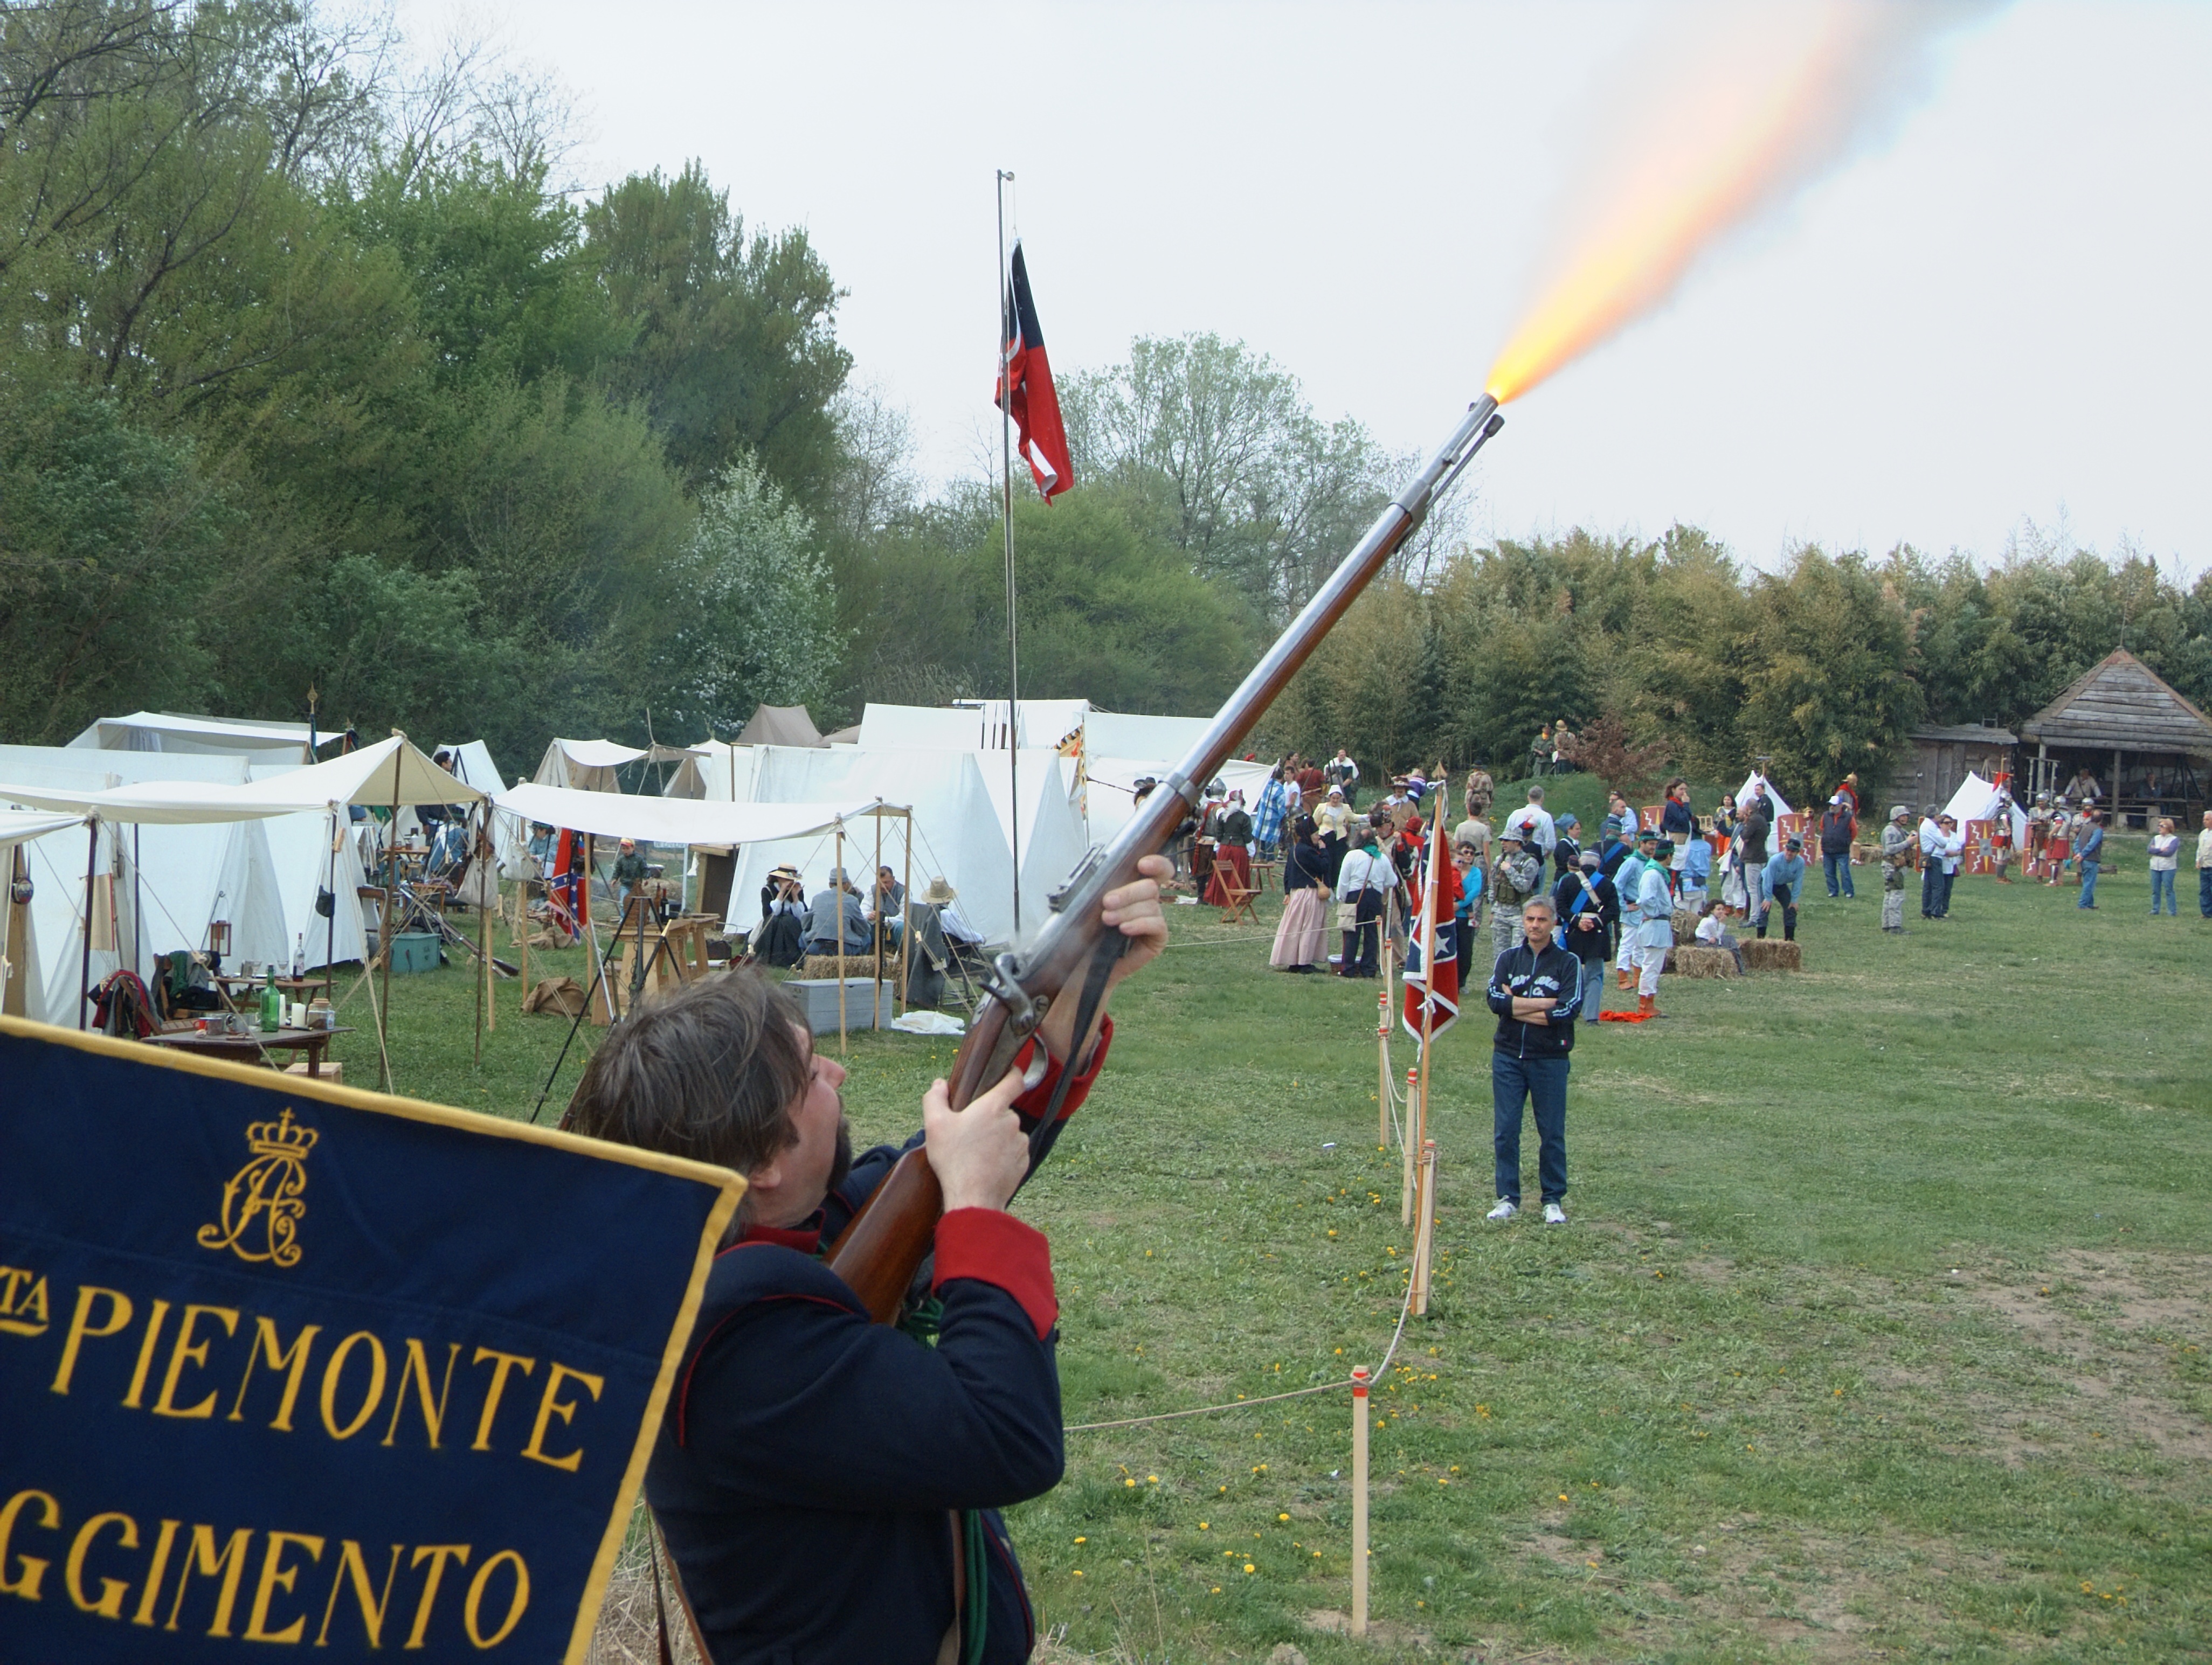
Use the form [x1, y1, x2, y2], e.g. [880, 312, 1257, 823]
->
[1487, 1, 1985, 405]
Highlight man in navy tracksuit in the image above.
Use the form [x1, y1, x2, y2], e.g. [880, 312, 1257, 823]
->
[1485, 894, 1583, 1226]
[567, 858, 1172, 1664]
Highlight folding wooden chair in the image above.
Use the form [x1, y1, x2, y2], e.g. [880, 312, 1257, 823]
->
[1218, 869, 1261, 927]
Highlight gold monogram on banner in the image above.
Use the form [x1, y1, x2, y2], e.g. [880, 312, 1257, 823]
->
[197, 1107, 319, 1268]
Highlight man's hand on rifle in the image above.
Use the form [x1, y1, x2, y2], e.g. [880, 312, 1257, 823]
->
[1033, 853, 1172, 1068]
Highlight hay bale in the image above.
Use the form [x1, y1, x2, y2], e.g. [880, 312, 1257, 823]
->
[1745, 939, 1803, 972]
[1668, 945, 1739, 979]
[799, 954, 886, 980]
[1670, 907, 1701, 940]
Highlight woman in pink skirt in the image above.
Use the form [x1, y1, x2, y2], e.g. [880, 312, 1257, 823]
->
[1271, 817, 1332, 972]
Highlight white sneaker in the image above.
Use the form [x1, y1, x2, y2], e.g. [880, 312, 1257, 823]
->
[1543, 1202, 1568, 1225]
[1486, 1199, 1518, 1221]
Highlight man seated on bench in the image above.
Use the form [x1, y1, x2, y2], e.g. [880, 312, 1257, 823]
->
[805, 867, 870, 958]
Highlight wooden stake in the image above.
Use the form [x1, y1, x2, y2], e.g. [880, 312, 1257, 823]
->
[1401, 1065, 1418, 1225]
[515, 881, 529, 1011]
[1375, 980, 1390, 1151]
[1351, 1365, 1371, 1636]
[1412, 1139, 1438, 1315]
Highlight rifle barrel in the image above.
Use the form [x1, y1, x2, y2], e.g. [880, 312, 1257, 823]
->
[827, 392, 1506, 1320]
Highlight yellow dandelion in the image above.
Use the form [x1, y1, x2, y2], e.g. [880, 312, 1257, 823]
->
[1147, 1474, 1159, 1484]
[1558, 1494, 1569, 1502]
[1074, 1536, 1086, 1544]
[1198, 1522, 1208, 1530]
[1072, 1570, 1084, 1578]
[1243, 1563, 1255, 1574]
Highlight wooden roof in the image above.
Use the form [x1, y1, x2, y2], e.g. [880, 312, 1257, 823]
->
[2019, 648, 2212, 755]
[1911, 724, 2018, 746]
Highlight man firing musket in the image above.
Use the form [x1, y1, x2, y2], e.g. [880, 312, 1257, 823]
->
[567, 860, 1171, 1662]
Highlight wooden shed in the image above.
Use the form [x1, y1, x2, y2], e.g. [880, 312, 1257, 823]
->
[1904, 723, 2017, 809]
[2019, 648, 2212, 824]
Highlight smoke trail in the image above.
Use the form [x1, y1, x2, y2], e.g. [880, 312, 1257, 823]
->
[1487, 0, 1999, 404]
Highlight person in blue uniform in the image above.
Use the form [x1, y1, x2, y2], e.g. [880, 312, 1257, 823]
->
[566, 856, 1173, 1664]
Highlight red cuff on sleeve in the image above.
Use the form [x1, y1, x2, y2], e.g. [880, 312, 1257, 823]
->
[933, 1208, 1058, 1337]
[1011, 1017, 1115, 1125]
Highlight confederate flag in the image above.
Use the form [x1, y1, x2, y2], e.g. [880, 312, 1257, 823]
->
[1401, 839, 1462, 1051]
[996, 240, 1075, 501]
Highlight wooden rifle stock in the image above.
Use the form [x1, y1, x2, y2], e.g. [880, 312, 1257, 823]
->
[826, 394, 1506, 1323]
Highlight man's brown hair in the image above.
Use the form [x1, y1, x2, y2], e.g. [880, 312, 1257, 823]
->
[564, 970, 810, 1177]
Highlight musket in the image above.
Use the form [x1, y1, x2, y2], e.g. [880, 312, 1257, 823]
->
[826, 393, 1507, 1322]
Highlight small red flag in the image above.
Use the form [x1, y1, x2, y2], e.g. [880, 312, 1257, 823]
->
[996, 241, 1075, 501]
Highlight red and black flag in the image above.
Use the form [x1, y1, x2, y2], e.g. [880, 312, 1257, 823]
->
[996, 240, 1075, 501]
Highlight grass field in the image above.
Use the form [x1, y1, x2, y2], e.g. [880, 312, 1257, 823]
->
[326, 825, 2211, 1664]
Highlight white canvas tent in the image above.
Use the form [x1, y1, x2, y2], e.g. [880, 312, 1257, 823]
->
[67, 710, 343, 765]
[1734, 772, 1795, 817]
[1083, 755, 1273, 842]
[660, 740, 760, 804]
[533, 738, 647, 792]
[857, 700, 1092, 753]
[715, 746, 1035, 945]
[0, 749, 298, 1028]
[1944, 772, 2029, 849]
[973, 750, 1090, 924]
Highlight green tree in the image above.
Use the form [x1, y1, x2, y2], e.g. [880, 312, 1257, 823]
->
[0, 388, 233, 741]
[633, 456, 844, 733]
[1738, 546, 1923, 804]
[584, 163, 851, 506]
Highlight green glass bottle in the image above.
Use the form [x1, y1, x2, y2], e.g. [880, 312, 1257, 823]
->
[260, 966, 282, 1033]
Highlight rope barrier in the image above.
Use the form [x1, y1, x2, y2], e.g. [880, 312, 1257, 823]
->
[1064, 1257, 1421, 1434]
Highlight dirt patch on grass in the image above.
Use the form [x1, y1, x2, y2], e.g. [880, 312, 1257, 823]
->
[1959, 1251, 2212, 1461]
[1304, 1607, 1436, 1650]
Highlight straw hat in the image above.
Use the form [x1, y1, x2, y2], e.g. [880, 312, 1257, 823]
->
[922, 876, 959, 905]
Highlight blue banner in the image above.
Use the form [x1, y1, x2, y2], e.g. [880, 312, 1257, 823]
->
[0, 1017, 743, 1662]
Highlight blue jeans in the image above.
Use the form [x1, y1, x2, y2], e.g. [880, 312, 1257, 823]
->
[2149, 869, 2176, 914]
[1937, 868, 1956, 916]
[2078, 862, 2099, 907]
[1921, 862, 1941, 917]
[2201, 866, 2212, 918]
[1823, 851, 1854, 897]
[1493, 1050, 1569, 1205]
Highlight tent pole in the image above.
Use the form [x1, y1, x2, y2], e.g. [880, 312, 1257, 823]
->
[474, 804, 491, 1062]
[1, 845, 25, 1018]
[897, 810, 913, 1018]
[131, 824, 142, 982]
[516, 872, 529, 1012]
[78, 815, 99, 1030]
[872, 813, 883, 1028]
[836, 824, 848, 1055]
[378, 749, 400, 1091]
[323, 807, 338, 1003]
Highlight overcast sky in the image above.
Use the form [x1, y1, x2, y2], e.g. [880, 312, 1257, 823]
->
[396, 0, 2212, 578]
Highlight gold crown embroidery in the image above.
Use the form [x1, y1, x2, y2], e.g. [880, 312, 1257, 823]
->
[197, 1107, 318, 1267]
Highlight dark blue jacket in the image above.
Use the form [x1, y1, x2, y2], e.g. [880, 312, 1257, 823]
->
[1487, 941, 1582, 1058]
[648, 1028, 1111, 1664]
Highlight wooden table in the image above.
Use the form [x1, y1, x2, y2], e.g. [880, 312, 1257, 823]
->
[143, 1025, 353, 1077]
[213, 974, 333, 1004]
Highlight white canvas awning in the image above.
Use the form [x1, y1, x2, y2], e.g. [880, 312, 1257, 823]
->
[0, 809, 86, 850]
[67, 710, 344, 758]
[495, 783, 901, 849]
[0, 736, 481, 823]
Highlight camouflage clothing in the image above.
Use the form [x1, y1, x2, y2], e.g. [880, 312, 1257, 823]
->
[1490, 849, 1544, 951]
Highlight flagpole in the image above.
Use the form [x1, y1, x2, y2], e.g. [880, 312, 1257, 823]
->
[997, 167, 1022, 938]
